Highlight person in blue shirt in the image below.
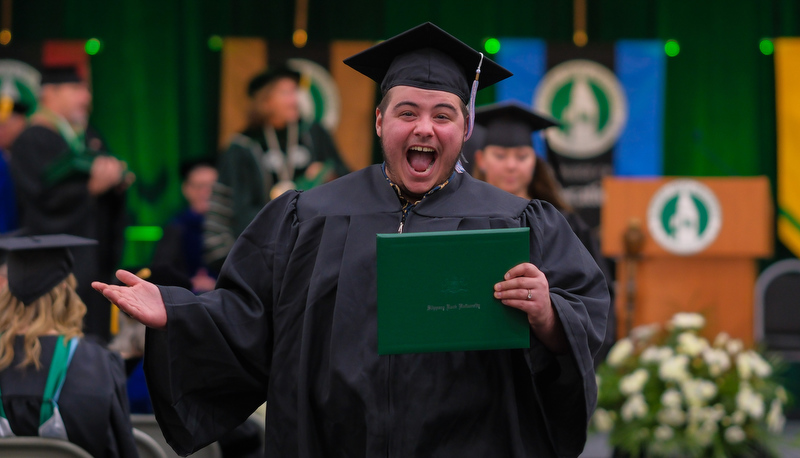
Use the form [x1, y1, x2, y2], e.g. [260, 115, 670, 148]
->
[0, 59, 40, 234]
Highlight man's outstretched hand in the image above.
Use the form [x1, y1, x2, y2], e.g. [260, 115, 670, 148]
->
[92, 269, 168, 330]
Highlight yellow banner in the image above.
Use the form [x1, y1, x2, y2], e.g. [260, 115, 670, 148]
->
[775, 38, 800, 257]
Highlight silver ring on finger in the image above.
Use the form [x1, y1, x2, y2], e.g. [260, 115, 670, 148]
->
[527, 289, 532, 300]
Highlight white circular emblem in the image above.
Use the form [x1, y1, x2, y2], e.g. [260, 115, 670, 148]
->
[287, 58, 341, 131]
[647, 179, 722, 256]
[533, 59, 628, 159]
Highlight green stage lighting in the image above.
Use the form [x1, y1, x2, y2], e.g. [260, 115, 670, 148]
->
[759, 39, 774, 56]
[208, 35, 224, 51]
[665, 39, 680, 57]
[125, 226, 163, 242]
[484, 38, 501, 55]
[85, 38, 102, 55]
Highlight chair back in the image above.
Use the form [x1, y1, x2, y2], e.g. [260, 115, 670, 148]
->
[133, 428, 168, 458]
[755, 259, 800, 360]
[130, 414, 222, 458]
[0, 436, 93, 458]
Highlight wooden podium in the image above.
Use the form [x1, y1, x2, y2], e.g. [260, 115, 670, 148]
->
[601, 177, 773, 344]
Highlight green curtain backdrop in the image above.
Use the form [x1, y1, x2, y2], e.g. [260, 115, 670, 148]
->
[4, 0, 798, 265]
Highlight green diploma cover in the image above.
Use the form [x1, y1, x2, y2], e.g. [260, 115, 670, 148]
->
[377, 227, 531, 355]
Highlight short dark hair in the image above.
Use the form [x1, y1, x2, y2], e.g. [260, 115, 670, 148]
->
[247, 66, 300, 97]
[179, 159, 216, 182]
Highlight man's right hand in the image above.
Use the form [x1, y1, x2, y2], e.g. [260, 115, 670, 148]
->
[92, 270, 168, 329]
[88, 156, 126, 195]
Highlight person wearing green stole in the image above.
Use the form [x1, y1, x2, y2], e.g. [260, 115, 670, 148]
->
[9, 67, 132, 342]
[203, 65, 348, 271]
[0, 234, 137, 457]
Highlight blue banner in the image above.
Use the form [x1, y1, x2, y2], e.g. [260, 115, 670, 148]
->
[494, 39, 665, 177]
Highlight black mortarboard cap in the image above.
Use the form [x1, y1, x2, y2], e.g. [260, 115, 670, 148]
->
[0, 234, 96, 305]
[343, 22, 512, 104]
[475, 101, 560, 148]
[247, 66, 301, 97]
[40, 66, 83, 85]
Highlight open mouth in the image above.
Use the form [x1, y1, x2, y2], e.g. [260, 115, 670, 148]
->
[407, 146, 437, 174]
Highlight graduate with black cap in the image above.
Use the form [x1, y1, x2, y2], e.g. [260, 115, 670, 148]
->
[94, 22, 609, 457]
[9, 65, 132, 342]
[473, 100, 617, 368]
[0, 234, 137, 457]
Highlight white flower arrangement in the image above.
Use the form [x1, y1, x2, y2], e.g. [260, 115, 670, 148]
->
[593, 312, 791, 457]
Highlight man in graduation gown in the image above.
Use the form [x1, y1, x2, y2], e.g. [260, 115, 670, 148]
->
[94, 23, 609, 457]
[10, 66, 132, 341]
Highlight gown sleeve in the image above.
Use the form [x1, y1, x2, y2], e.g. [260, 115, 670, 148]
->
[144, 190, 300, 456]
[523, 200, 610, 457]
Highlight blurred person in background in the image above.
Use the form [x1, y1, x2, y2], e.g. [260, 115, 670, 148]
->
[472, 101, 616, 363]
[0, 234, 137, 457]
[0, 60, 41, 235]
[9, 66, 132, 342]
[153, 160, 219, 293]
[204, 65, 347, 270]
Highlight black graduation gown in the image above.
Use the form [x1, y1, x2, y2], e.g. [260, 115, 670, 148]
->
[10, 125, 127, 340]
[145, 165, 610, 457]
[0, 336, 138, 458]
[560, 211, 617, 365]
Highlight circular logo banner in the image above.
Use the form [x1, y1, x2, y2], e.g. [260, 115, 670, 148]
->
[647, 179, 723, 256]
[534, 59, 628, 159]
[287, 58, 341, 132]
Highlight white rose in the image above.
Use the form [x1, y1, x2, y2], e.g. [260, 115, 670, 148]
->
[713, 332, 730, 348]
[630, 323, 660, 342]
[682, 379, 718, 407]
[593, 408, 614, 432]
[726, 338, 744, 355]
[767, 399, 786, 434]
[657, 407, 686, 426]
[607, 338, 634, 367]
[659, 354, 690, 382]
[746, 351, 772, 378]
[670, 312, 705, 330]
[620, 368, 650, 395]
[736, 352, 752, 380]
[654, 425, 674, 441]
[701, 347, 731, 377]
[621, 393, 648, 422]
[641, 346, 673, 364]
[687, 405, 724, 425]
[724, 425, 746, 444]
[677, 332, 709, 357]
[736, 385, 764, 420]
[661, 389, 683, 409]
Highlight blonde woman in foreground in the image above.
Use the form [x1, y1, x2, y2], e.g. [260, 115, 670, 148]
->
[0, 234, 137, 457]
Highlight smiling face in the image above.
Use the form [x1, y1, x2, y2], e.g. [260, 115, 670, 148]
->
[254, 77, 300, 129]
[475, 145, 537, 199]
[182, 165, 218, 215]
[376, 86, 468, 200]
[42, 82, 92, 128]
